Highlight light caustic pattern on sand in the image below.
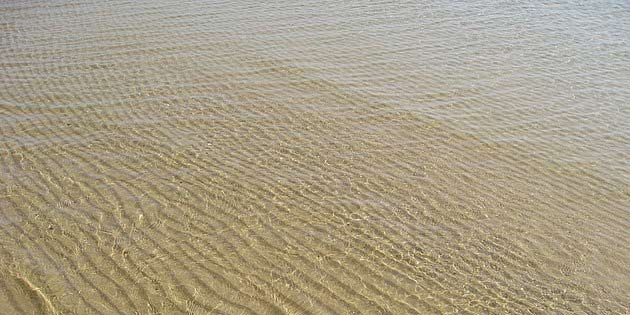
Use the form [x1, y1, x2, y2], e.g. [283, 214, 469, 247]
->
[1, 0, 630, 314]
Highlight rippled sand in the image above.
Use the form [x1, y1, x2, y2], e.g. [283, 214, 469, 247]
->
[1, 0, 630, 314]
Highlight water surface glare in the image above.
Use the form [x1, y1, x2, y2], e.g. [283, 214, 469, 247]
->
[1, 0, 630, 314]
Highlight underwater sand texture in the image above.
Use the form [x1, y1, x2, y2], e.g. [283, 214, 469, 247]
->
[1, 0, 630, 314]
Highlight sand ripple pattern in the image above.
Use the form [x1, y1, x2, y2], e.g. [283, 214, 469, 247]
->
[1, 0, 630, 314]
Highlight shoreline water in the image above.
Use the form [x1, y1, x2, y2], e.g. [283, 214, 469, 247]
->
[1, 0, 629, 314]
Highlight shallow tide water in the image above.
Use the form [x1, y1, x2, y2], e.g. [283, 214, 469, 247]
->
[1, 0, 630, 314]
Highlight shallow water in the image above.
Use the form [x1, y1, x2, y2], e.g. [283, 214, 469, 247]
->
[1, 0, 630, 314]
